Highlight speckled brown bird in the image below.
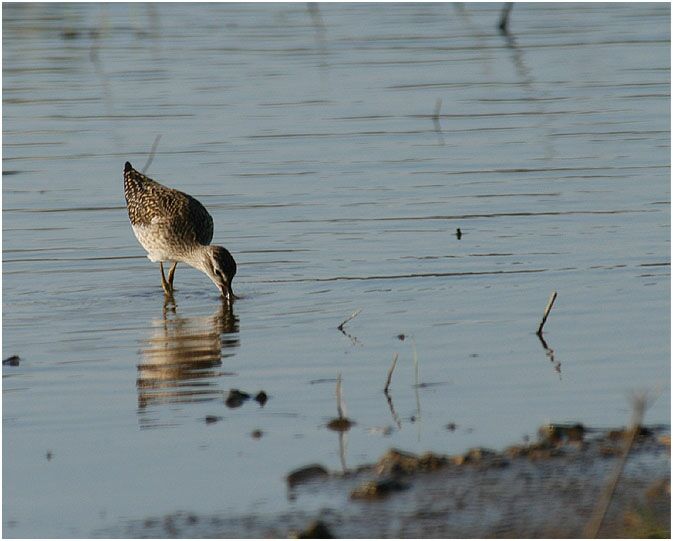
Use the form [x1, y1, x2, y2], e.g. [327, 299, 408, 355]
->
[123, 161, 236, 300]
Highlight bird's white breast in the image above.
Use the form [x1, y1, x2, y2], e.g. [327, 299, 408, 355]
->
[132, 224, 175, 263]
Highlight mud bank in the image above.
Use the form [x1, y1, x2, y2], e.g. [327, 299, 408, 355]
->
[98, 424, 669, 538]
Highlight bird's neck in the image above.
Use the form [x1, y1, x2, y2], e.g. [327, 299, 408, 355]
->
[181, 245, 211, 273]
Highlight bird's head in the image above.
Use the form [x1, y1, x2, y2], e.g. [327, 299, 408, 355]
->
[202, 245, 237, 301]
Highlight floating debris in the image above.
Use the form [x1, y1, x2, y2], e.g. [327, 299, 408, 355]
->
[3, 355, 20, 366]
[396, 334, 405, 341]
[446, 422, 457, 431]
[337, 309, 362, 346]
[337, 308, 361, 332]
[204, 415, 221, 424]
[327, 417, 355, 432]
[456, 228, 462, 240]
[286, 464, 329, 487]
[254, 391, 268, 406]
[46, 450, 53, 461]
[251, 429, 263, 439]
[225, 389, 250, 409]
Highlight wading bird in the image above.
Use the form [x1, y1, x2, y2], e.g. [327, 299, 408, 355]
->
[123, 162, 236, 300]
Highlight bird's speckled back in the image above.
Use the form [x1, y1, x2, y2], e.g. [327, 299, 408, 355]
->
[123, 162, 214, 259]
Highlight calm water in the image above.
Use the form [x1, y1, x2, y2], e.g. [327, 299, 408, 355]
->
[3, 3, 670, 537]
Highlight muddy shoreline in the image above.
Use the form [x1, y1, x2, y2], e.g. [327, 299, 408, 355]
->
[98, 423, 670, 538]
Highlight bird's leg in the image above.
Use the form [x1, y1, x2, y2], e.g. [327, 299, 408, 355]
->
[167, 262, 178, 289]
[160, 262, 174, 296]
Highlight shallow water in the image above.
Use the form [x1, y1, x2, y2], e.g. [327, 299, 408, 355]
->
[2, 3, 670, 537]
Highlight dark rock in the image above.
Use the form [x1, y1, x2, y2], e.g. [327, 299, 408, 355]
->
[326, 417, 354, 432]
[225, 389, 250, 408]
[3, 355, 20, 366]
[286, 464, 329, 487]
[376, 448, 447, 475]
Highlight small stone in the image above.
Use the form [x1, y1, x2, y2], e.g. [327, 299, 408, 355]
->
[376, 448, 420, 475]
[251, 429, 263, 439]
[225, 389, 250, 408]
[351, 478, 409, 500]
[326, 417, 354, 432]
[538, 423, 585, 444]
[286, 464, 329, 487]
[254, 391, 268, 406]
[397, 334, 406, 341]
[446, 422, 457, 431]
[3, 355, 20, 366]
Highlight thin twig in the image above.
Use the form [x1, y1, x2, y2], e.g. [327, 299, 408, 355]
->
[584, 391, 656, 537]
[336, 373, 344, 419]
[536, 291, 557, 335]
[411, 337, 421, 441]
[338, 430, 347, 472]
[412, 337, 419, 388]
[142, 134, 162, 174]
[337, 308, 361, 331]
[432, 98, 445, 146]
[384, 389, 402, 429]
[537, 332, 562, 378]
[384, 353, 399, 393]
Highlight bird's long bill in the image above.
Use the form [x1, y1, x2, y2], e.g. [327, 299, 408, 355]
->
[219, 282, 236, 302]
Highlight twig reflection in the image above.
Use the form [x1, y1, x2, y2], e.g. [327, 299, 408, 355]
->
[537, 332, 561, 379]
[337, 430, 348, 473]
[498, 11, 555, 160]
[432, 98, 445, 146]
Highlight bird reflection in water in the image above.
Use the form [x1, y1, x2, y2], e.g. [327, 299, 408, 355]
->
[137, 300, 239, 428]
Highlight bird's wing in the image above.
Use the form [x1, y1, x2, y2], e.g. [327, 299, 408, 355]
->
[124, 164, 214, 245]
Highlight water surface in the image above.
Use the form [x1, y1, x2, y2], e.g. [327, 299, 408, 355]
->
[3, 3, 670, 537]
